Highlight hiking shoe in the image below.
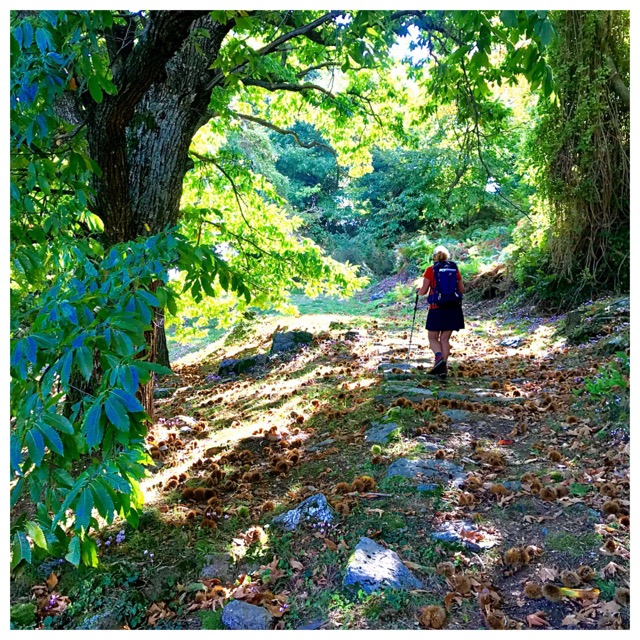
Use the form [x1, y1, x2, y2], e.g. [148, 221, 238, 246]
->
[429, 359, 447, 377]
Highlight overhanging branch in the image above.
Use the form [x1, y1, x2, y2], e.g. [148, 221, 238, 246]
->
[230, 111, 336, 156]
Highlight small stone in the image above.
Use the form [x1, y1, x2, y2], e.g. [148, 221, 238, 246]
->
[272, 494, 335, 531]
[76, 609, 121, 630]
[365, 422, 400, 444]
[307, 438, 335, 453]
[431, 520, 498, 551]
[179, 426, 193, 435]
[221, 600, 272, 630]
[500, 337, 524, 348]
[201, 552, 235, 582]
[343, 537, 423, 594]
[297, 619, 326, 630]
[387, 458, 466, 487]
[502, 481, 522, 492]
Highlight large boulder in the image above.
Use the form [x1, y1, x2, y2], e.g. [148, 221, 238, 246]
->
[272, 494, 334, 531]
[343, 537, 423, 594]
[221, 600, 272, 630]
[270, 331, 313, 355]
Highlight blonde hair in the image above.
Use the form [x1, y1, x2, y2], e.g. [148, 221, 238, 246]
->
[433, 245, 450, 262]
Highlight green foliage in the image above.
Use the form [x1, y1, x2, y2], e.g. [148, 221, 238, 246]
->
[516, 11, 629, 302]
[584, 352, 629, 397]
[11, 602, 37, 629]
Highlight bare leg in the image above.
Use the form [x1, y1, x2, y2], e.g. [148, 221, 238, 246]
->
[440, 330, 453, 361]
[428, 330, 442, 358]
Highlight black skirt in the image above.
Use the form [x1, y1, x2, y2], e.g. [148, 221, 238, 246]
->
[426, 304, 465, 332]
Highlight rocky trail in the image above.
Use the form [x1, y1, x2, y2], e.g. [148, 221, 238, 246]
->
[15, 296, 630, 630]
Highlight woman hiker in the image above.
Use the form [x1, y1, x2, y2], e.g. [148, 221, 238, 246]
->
[417, 245, 465, 377]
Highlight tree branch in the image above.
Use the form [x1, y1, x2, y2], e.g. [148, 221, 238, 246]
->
[240, 78, 336, 99]
[230, 111, 336, 156]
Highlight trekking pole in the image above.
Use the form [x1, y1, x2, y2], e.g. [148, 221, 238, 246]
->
[407, 292, 419, 361]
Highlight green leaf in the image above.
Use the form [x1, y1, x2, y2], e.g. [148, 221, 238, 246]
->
[91, 480, 115, 521]
[75, 488, 94, 530]
[35, 27, 49, 53]
[112, 388, 144, 413]
[81, 537, 99, 567]
[88, 76, 104, 103]
[43, 412, 75, 435]
[36, 421, 64, 456]
[500, 10, 519, 28]
[65, 536, 81, 567]
[11, 532, 31, 569]
[135, 361, 174, 376]
[539, 19, 555, 48]
[26, 429, 45, 466]
[10, 434, 22, 473]
[76, 345, 93, 380]
[83, 401, 103, 448]
[25, 521, 48, 550]
[104, 394, 130, 431]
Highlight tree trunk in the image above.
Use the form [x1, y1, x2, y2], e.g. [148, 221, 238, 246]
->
[155, 309, 171, 369]
[87, 16, 234, 415]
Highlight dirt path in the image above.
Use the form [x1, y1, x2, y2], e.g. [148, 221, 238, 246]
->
[19, 297, 628, 630]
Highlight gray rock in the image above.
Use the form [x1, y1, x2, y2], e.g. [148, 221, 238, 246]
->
[179, 426, 193, 435]
[272, 494, 334, 531]
[222, 600, 272, 630]
[76, 610, 121, 630]
[387, 386, 434, 397]
[270, 331, 313, 355]
[219, 354, 269, 377]
[218, 358, 240, 377]
[142, 566, 180, 601]
[153, 387, 175, 399]
[431, 520, 499, 551]
[201, 552, 235, 582]
[387, 458, 466, 487]
[365, 422, 400, 444]
[436, 390, 470, 401]
[414, 440, 441, 452]
[344, 330, 365, 341]
[501, 336, 524, 348]
[307, 438, 335, 453]
[297, 619, 326, 630]
[441, 409, 481, 422]
[378, 362, 416, 373]
[502, 480, 522, 492]
[343, 537, 423, 594]
[416, 483, 440, 492]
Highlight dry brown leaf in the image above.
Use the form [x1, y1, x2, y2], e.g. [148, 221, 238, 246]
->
[444, 592, 462, 609]
[538, 567, 558, 581]
[289, 558, 304, 571]
[527, 611, 550, 627]
[324, 538, 337, 551]
[46, 572, 58, 590]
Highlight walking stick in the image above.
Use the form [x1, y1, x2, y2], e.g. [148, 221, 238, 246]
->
[408, 292, 419, 361]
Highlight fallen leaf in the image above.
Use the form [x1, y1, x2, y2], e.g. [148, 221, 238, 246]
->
[538, 567, 558, 581]
[324, 538, 337, 551]
[527, 611, 549, 627]
[289, 559, 304, 571]
[46, 572, 58, 590]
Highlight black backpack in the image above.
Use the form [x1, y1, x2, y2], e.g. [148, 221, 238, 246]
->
[428, 260, 463, 309]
